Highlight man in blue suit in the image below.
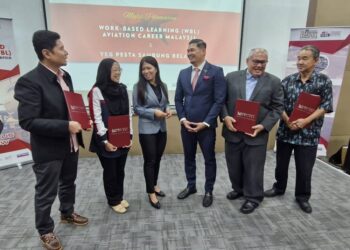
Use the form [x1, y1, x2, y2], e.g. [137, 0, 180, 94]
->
[175, 39, 226, 207]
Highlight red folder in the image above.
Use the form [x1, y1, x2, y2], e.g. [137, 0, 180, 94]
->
[108, 115, 130, 147]
[234, 99, 260, 134]
[63, 91, 91, 129]
[289, 92, 321, 122]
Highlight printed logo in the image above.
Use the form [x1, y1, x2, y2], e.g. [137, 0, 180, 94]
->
[299, 29, 318, 39]
[315, 55, 329, 72]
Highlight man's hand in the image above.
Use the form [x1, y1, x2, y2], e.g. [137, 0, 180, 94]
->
[69, 121, 82, 134]
[189, 122, 207, 133]
[223, 116, 237, 132]
[245, 124, 264, 137]
[291, 118, 309, 130]
[105, 142, 118, 152]
[182, 120, 195, 132]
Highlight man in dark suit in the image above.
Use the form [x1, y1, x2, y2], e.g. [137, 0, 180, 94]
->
[175, 39, 226, 207]
[221, 48, 283, 214]
[14, 30, 88, 250]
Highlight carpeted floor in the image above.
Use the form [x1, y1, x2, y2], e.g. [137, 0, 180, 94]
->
[1, 151, 350, 249]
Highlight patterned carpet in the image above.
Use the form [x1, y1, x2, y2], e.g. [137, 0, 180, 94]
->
[1, 151, 350, 249]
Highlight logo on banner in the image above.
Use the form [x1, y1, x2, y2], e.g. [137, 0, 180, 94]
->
[315, 55, 329, 72]
[0, 44, 12, 59]
[299, 29, 318, 39]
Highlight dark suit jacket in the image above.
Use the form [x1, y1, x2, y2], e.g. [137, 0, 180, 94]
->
[221, 69, 283, 145]
[175, 61, 226, 127]
[14, 63, 83, 163]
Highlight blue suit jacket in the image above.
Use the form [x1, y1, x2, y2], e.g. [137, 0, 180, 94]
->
[174, 61, 226, 127]
[133, 83, 168, 134]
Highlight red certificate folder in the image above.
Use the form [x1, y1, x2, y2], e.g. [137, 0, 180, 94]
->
[63, 91, 91, 129]
[233, 99, 260, 134]
[108, 115, 130, 147]
[289, 92, 321, 122]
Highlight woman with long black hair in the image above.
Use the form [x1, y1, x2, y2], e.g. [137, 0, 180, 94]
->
[88, 58, 132, 214]
[132, 56, 171, 209]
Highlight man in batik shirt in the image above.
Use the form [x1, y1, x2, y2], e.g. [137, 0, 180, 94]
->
[264, 45, 333, 214]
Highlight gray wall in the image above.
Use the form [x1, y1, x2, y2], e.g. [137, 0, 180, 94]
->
[0, 0, 45, 74]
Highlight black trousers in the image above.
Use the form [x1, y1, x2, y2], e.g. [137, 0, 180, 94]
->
[139, 131, 167, 193]
[97, 153, 128, 206]
[32, 151, 78, 235]
[273, 140, 318, 202]
[225, 140, 267, 204]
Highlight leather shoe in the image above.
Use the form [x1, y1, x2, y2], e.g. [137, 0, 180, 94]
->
[61, 212, 88, 226]
[40, 232, 62, 250]
[202, 192, 213, 207]
[177, 187, 197, 199]
[155, 190, 166, 197]
[240, 200, 259, 214]
[264, 188, 284, 197]
[297, 200, 312, 213]
[148, 195, 161, 209]
[226, 190, 243, 200]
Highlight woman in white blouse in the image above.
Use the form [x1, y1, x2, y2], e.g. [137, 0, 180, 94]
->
[88, 58, 132, 214]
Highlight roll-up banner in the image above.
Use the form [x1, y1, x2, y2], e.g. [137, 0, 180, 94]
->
[0, 18, 32, 169]
[286, 27, 350, 156]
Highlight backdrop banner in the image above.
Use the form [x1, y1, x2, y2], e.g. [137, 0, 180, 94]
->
[286, 27, 350, 156]
[0, 18, 32, 169]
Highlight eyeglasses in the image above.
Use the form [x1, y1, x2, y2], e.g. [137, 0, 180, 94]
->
[251, 60, 268, 66]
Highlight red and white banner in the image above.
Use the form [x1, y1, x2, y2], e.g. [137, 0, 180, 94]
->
[0, 18, 32, 169]
[286, 27, 350, 155]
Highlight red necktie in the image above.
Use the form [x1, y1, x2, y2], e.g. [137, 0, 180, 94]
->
[192, 67, 200, 90]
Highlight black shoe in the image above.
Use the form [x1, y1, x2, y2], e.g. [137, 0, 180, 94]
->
[226, 190, 243, 200]
[148, 195, 161, 209]
[177, 187, 197, 199]
[264, 188, 284, 197]
[202, 192, 213, 207]
[296, 200, 312, 214]
[155, 190, 166, 197]
[240, 200, 259, 214]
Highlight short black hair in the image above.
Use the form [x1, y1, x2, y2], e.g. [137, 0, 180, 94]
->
[32, 30, 60, 61]
[189, 39, 206, 49]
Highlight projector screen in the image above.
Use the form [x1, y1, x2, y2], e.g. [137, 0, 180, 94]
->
[45, 0, 243, 100]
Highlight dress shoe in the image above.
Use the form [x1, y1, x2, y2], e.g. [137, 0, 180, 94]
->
[61, 212, 88, 226]
[297, 200, 312, 213]
[202, 192, 213, 207]
[240, 200, 259, 214]
[155, 190, 166, 197]
[226, 190, 243, 200]
[112, 204, 127, 214]
[177, 187, 197, 199]
[264, 188, 284, 198]
[148, 195, 161, 209]
[40, 232, 62, 250]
